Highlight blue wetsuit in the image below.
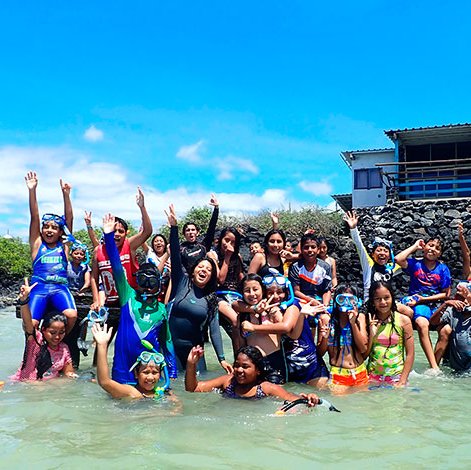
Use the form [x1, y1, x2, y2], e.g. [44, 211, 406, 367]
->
[104, 232, 177, 384]
[30, 242, 76, 321]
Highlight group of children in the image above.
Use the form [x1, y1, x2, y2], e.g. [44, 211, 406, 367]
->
[8, 171, 471, 407]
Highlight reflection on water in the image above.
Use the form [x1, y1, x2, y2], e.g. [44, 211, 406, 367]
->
[1, 306, 470, 468]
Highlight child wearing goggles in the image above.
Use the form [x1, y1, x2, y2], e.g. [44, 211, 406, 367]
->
[24, 171, 77, 334]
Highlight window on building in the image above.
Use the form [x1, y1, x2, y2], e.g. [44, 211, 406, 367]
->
[354, 168, 382, 190]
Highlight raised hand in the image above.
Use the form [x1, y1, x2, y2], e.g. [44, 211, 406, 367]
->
[220, 360, 233, 375]
[25, 171, 38, 190]
[60, 178, 72, 196]
[91, 322, 113, 346]
[343, 211, 358, 229]
[270, 212, 279, 226]
[136, 186, 145, 208]
[165, 204, 178, 226]
[18, 278, 38, 302]
[187, 345, 204, 365]
[84, 210, 93, 227]
[102, 213, 116, 234]
[209, 193, 219, 208]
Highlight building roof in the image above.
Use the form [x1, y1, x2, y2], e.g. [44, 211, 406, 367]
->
[331, 193, 352, 212]
[340, 148, 394, 167]
[385, 123, 471, 146]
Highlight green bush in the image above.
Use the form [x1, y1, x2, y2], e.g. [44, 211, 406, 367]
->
[0, 237, 32, 279]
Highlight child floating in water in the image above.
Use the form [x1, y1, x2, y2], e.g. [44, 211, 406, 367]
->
[25, 171, 77, 333]
[11, 279, 76, 381]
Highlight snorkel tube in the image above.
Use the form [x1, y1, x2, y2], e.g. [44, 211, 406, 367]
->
[141, 340, 170, 393]
[275, 397, 341, 415]
[279, 278, 295, 310]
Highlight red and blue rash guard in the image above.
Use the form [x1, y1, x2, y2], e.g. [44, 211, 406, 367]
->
[104, 232, 177, 383]
[406, 258, 451, 296]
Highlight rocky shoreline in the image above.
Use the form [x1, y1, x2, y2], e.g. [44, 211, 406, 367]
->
[1, 198, 469, 308]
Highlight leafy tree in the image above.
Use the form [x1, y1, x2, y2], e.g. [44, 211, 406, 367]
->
[0, 237, 32, 279]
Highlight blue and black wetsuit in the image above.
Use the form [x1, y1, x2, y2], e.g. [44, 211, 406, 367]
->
[30, 241, 76, 321]
[104, 232, 177, 384]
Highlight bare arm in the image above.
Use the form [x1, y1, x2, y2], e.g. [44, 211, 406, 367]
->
[395, 239, 425, 269]
[25, 171, 42, 255]
[330, 258, 338, 289]
[90, 250, 102, 308]
[84, 211, 100, 248]
[60, 179, 73, 232]
[92, 324, 141, 398]
[248, 252, 265, 274]
[397, 316, 414, 386]
[348, 310, 368, 355]
[129, 187, 153, 250]
[185, 346, 230, 392]
[18, 278, 37, 335]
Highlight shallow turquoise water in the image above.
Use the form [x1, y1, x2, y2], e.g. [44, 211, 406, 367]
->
[1, 306, 470, 469]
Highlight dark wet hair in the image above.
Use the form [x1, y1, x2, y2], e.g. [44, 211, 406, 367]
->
[24, 311, 68, 380]
[317, 237, 329, 250]
[300, 233, 318, 249]
[189, 255, 218, 294]
[424, 237, 444, 253]
[330, 284, 362, 363]
[239, 273, 266, 299]
[151, 233, 168, 253]
[235, 346, 267, 381]
[217, 227, 241, 257]
[183, 222, 199, 233]
[263, 229, 286, 249]
[367, 281, 400, 348]
[114, 217, 128, 232]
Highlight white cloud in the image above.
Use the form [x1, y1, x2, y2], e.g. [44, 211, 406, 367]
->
[299, 180, 333, 196]
[176, 140, 205, 163]
[216, 156, 259, 181]
[0, 145, 296, 239]
[83, 125, 104, 142]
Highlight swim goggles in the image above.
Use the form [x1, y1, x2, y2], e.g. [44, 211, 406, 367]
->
[70, 241, 90, 265]
[335, 294, 360, 312]
[42, 213, 66, 228]
[262, 274, 295, 310]
[79, 307, 109, 326]
[129, 351, 166, 372]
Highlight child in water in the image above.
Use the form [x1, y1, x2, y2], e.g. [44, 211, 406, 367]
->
[318, 285, 369, 391]
[185, 345, 320, 407]
[11, 279, 76, 381]
[25, 171, 77, 333]
[233, 274, 287, 383]
[367, 282, 414, 386]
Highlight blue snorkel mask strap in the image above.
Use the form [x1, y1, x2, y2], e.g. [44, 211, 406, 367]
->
[62, 224, 77, 245]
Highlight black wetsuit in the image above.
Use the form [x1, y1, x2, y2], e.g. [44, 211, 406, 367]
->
[169, 225, 225, 369]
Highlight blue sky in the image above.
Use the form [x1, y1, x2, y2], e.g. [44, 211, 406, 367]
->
[1, 0, 470, 237]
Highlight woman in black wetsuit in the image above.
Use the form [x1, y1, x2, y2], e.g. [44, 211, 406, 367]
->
[166, 204, 232, 373]
[248, 229, 286, 277]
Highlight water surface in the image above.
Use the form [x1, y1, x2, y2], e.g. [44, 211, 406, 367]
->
[1, 307, 469, 469]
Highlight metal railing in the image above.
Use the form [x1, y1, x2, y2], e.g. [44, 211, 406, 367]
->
[375, 158, 471, 201]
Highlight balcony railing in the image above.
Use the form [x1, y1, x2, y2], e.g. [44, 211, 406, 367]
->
[375, 158, 471, 201]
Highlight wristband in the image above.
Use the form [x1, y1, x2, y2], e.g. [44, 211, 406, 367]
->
[218, 357, 226, 362]
[18, 296, 30, 306]
[86, 225, 93, 229]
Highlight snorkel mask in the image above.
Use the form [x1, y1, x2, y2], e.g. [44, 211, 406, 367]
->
[335, 293, 362, 312]
[79, 306, 109, 326]
[262, 272, 295, 310]
[70, 241, 90, 265]
[371, 237, 395, 272]
[135, 263, 162, 300]
[129, 340, 170, 397]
